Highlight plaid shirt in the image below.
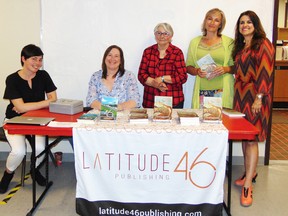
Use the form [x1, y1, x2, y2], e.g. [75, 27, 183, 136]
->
[138, 43, 187, 108]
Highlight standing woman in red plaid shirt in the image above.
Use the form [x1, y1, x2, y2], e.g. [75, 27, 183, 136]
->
[138, 23, 187, 108]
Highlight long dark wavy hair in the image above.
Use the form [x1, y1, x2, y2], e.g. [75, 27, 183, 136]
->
[232, 10, 266, 60]
[101, 45, 125, 79]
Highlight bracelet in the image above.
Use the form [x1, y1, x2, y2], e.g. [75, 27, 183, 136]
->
[256, 94, 263, 99]
[161, 76, 165, 83]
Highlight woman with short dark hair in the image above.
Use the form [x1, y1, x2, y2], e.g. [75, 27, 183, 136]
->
[0, 44, 57, 193]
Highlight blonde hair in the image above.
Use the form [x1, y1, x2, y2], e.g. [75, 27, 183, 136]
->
[201, 8, 226, 36]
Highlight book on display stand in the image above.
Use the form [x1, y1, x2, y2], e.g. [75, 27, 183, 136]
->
[100, 96, 118, 121]
[153, 96, 173, 123]
[202, 97, 222, 123]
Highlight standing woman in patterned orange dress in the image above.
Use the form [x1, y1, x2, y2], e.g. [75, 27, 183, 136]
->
[232, 11, 275, 207]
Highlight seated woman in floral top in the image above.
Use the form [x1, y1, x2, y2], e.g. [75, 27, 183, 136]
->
[86, 45, 141, 110]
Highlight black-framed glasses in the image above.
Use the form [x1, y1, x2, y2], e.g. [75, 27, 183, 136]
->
[154, 31, 170, 37]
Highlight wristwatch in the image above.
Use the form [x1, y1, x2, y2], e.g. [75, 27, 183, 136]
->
[161, 76, 165, 83]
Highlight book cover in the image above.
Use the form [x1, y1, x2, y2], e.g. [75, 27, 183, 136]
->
[153, 96, 173, 122]
[222, 108, 245, 117]
[203, 97, 222, 123]
[196, 54, 217, 79]
[100, 96, 118, 121]
[77, 113, 99, 124]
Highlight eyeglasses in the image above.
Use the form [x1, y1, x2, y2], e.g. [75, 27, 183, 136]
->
[154, 31, 170, 37]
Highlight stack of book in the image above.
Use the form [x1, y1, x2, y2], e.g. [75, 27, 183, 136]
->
[129, 109, 149, 124]
[177, 111, 200, 125]
[77, 113, 98, 124]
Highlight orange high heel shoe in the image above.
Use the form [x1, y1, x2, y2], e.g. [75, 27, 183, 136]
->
[241, 186, 253, 207]
[234, 173, 258, 187]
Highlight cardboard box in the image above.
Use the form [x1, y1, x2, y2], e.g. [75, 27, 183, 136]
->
[49, 99, 83, 115]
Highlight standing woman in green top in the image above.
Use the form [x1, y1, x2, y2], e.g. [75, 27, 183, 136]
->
[186, 8, 234, 109]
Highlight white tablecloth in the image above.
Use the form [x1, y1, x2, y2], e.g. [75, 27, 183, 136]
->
[73, 109, 228, 216]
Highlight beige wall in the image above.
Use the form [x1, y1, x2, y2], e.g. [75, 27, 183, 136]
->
[0, 0, 276, 159]
[0, 0, 41, 123]
[0, 0, 41, 152]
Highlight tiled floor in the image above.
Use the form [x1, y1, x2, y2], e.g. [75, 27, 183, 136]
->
[270, 109, 288, 160]
[1, 161, 288, 216]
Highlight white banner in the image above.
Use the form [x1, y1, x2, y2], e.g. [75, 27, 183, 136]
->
[73, 125, 228, 215]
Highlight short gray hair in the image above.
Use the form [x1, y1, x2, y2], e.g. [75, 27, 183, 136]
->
[154, 23, 174, 36]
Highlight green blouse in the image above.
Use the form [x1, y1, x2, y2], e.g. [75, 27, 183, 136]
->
[186, 35, 235, 109]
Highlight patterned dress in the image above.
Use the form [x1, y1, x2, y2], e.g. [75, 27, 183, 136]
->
[233, 38, 275, 142]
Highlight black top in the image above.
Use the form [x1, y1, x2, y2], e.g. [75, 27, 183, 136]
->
[3, 70, 57, 119]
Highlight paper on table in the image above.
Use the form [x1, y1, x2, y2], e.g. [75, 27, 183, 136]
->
[47, 121, 79, 128]
[222, 109, 245, 117]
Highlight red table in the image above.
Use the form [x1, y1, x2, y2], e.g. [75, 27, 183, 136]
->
[4, 109, 259, 216]
[222, 114, 259, 140]
[222, 114, 259, 215]
[4, 109, 83, 136]
[3, 109, 82, 216]
[4, 108, 258, 140]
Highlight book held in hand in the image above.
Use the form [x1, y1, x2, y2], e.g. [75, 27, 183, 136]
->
[197, 54, 217, 79]
[153, 96, 173, 122]
[100, 96, 118, 121]
[203, 97, 222, 123]
[177, 110, 200, 125]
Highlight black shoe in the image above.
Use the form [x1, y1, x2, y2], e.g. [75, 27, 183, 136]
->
[30, 169, 46, 186]
[0, 171, 14, 194]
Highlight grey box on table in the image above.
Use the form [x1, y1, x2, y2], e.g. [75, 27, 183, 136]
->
[49, 99, 83, 115]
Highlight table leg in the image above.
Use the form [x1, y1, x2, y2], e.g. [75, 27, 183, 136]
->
[227, 140, 233, 214]
[223, 139, 232, 216]
[31, 135, 36, 207]
[26, 135, 53, 216]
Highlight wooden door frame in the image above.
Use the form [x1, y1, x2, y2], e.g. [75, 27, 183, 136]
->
[265, 0, 279, 165]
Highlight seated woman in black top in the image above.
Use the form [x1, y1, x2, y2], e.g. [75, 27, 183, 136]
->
[0, 44, 57, 194]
